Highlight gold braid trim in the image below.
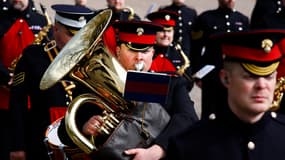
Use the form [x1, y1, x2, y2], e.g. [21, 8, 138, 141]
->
[175, 43, 193, 82]
[33, 4, 52, 45]
[271, 76, 285, 111]
[12, 72, 25, 86]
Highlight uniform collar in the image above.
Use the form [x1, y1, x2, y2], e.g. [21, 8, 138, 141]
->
[154, 45, 171, 57]
[217, 7, 235, 14]
[170, 3, 186, 9]
[214, 104, 271, 133]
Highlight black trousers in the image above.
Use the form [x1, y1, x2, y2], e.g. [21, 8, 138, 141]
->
[0, 110, 11, 160]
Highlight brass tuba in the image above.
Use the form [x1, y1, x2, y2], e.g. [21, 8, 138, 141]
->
[40, 9, 133, 154]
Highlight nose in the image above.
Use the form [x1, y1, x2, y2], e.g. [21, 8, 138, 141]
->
[255, 77, 267, 89]
[135, 52, 144, 60]
[162, 30, 169, 36]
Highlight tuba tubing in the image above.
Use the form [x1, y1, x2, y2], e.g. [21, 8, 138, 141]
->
[65, 93, 114, 154]
[122, 6, 135, 20]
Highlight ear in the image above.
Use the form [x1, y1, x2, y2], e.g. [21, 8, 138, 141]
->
[220, 69, 229, 87]
[115, 46, 120, 58]
[53, 23, 59, 33]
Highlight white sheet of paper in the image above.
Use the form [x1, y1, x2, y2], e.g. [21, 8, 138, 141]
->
[192, 65, 215, 79]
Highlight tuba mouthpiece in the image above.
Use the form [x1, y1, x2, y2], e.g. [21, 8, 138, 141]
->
[135, 61, 144, 71]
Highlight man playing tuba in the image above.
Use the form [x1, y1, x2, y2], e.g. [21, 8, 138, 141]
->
[55, 20, 199, 160]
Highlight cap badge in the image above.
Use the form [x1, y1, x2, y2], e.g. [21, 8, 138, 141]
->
[136, 27, 144, 36]
[261, 39, 273, 53]
[78, 16, 85, 22]
[165, 15, 170, 21]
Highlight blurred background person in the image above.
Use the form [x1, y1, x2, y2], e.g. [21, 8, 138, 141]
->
[191, 0, 249, 120]
[9, 4, 94, 160]
[250, 0, 283, 29]
[159, 0, 197, 60]
[147, 10, 193, 91]
[0, 0, 48, 159]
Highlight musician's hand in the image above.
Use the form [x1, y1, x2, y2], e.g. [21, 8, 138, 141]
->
[82, 115, 103, 136]
[10, 150, 26, 160]
[124, 144, 165, 160]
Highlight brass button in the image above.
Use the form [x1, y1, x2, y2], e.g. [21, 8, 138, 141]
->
[209, 113, 216, 120]
[248, 141, 255, 150]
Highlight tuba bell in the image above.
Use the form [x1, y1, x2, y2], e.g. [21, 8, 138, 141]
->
[40, 9, 134, 154]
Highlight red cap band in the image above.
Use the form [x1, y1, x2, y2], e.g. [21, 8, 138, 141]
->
[119, 32, 157, 45]
[152, 19, 176, 27]
[222, 44, 282, 62]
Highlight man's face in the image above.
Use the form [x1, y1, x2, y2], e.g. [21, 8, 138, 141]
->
[218, 0, 235, 9]
[53, 23, 74, 50]
[106, 0, 125, 11]
[156, 29, 174, 47]
[222, 62, 276, 122]
[116, 43, 154, 71]
[10, 0, 29, 11]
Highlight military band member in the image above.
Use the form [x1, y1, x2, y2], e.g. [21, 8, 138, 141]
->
[255, 0, 285, 30]
[167, 29, 285, 160]
[191, 0, 249, 119]
[9, 4, 94, 160]
[250, 0, 283, 29]
[0, 0, 48, 159]
[147, 9, 193, 90]
[112, 21, 198, 160]
[159, 0, 197, 58]
[249, 0, 285, 114]
[57, 20, 198, 160]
